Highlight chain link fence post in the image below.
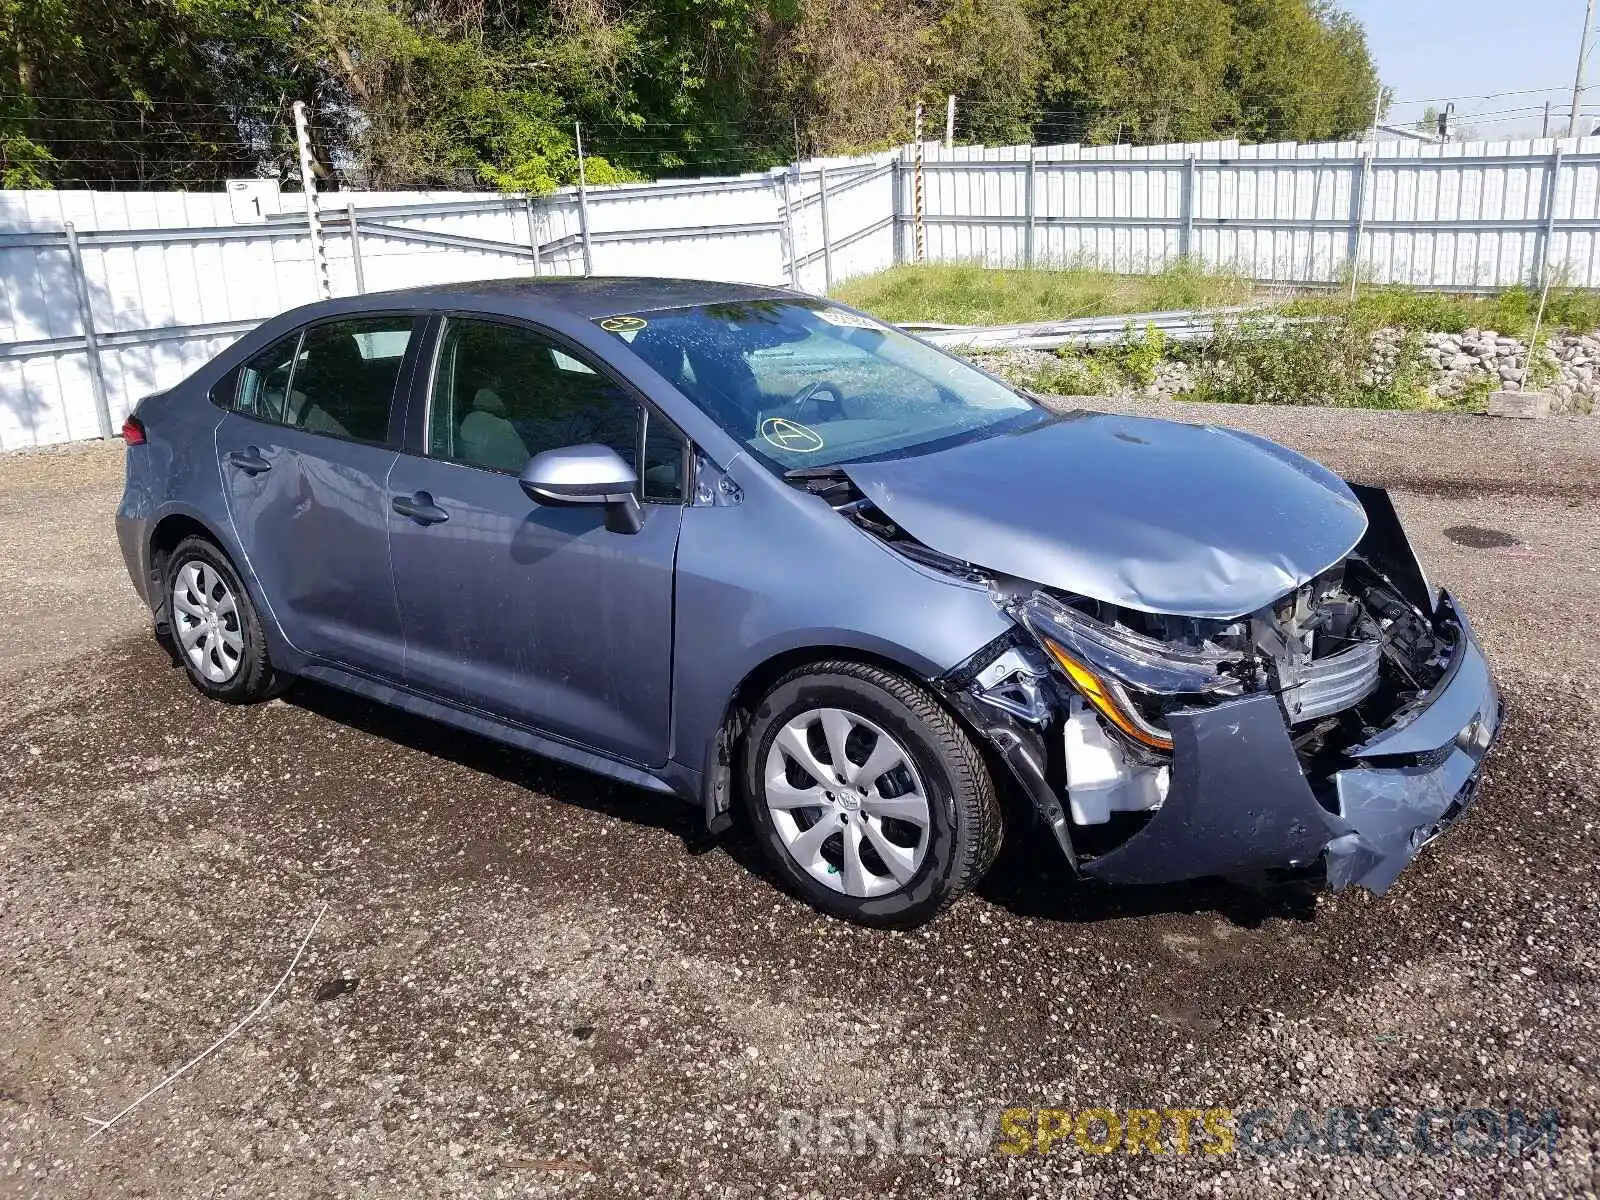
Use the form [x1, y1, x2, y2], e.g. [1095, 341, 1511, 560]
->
[575, 122, 595, 275]
[345, 201, 366, 294]
[818, 163, 834, 293]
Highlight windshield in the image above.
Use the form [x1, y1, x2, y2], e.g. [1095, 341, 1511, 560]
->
[593, 299, 1044, 469]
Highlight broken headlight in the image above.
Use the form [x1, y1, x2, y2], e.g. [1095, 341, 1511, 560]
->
[1015, 592, 1243, 752]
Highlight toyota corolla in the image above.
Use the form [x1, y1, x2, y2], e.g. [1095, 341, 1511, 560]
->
[116, 278, 1500, 927]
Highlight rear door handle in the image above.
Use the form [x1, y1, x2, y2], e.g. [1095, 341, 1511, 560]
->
[225, 448, 271, 475]
[392, 492, 450, 525]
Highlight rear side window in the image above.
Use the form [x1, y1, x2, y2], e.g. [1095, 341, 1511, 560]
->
[290, 318, 416, 442]
[232, 316, 416, 444]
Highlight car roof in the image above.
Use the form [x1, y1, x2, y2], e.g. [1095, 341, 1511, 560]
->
[304, 276, 801, 322]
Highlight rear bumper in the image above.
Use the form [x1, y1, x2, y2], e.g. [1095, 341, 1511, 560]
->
[115, 509, 150, 606]
[1079, 590, 1499, 894]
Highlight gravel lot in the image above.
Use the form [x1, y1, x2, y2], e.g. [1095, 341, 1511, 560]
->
[2, 403, 1598, 1198]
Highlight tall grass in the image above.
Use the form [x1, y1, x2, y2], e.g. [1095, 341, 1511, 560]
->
[1286, 282, 1600, 338]
[830, 260, 1255, 326]
[838, 263, 1600, 412]
[835, 263, 1600, 337]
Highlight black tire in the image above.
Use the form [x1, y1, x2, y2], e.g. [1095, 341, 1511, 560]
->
[162, 535, 281, 703]
[743, 661, 1002, 928]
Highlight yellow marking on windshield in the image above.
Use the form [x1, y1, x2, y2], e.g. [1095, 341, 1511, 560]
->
[760, 417, 825, 453]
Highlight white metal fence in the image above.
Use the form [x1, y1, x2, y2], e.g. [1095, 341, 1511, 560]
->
[6, 133, 1600, 450]
[0, 153, 898, 450]
[912, 135, 1600, 290]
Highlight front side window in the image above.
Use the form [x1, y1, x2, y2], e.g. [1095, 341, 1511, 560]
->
[594, 300, 1046, 471]
[427, 317, 683, 500]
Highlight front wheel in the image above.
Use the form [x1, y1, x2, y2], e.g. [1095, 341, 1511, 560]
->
[743, 661, 1001, 928]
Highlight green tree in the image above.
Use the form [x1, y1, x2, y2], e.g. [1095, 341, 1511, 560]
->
[1031, 0, 1235, 144]
[1224, 0, 1379, 142]
[1029, 0, 1377, 146]
[755, 0, 1042, 155]
[0, 0, 310, 188]
[0, 0, 1382, 189]
[300, 0, 619, 190]
[926, 0, 1043, 145]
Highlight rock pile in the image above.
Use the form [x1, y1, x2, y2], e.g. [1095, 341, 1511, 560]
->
[1148, 359, 1196, 399]
[1418, 329, 1532, 400]
[968, 325, 1600, 413]
[1546, 331, 1600, 412]
[1415, 328, 1600, 412]
[1357, 326, 1598, 408]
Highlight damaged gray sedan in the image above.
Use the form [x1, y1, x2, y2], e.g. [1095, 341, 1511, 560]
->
[117, 278, 1499, 928]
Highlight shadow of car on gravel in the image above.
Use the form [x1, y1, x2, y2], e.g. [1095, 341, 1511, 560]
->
[282, 676, 1317, 931]
[973, 831, 1320, 928]
[282, 678, 698, 839]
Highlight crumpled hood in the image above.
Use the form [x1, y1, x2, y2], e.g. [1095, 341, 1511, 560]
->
[843, 412, 1369, 620]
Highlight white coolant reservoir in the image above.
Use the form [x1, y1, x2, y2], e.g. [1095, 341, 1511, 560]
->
[1062, 697, 1170, 825]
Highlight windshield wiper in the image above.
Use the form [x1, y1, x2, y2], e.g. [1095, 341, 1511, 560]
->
[783, 462, 861, 502]
[782, 463, 853, 481]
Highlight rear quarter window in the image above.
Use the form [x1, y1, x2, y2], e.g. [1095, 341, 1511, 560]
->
[208, 365, 242, 410]
[233, 331, 303, 421]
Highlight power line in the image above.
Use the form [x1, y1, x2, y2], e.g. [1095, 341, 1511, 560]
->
[10, 79, 1596, 194]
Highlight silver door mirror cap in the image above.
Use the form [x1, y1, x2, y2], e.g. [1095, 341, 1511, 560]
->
[519, 443, 639, 505]
[518, 444, 644, 534]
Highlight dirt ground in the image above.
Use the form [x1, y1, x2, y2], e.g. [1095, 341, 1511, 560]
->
[2, 403, 1598, 1198]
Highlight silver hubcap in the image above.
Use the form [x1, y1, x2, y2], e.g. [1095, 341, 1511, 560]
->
[763, 707, 931, 898]
[172, 561, 243, 684]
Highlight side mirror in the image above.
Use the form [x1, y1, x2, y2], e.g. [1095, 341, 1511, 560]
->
[518, 443, 643, 534]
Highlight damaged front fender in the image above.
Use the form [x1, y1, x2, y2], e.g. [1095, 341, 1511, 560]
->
[1348, 482, 1435, 617]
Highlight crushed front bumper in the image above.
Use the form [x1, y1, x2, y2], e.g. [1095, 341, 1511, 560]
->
[1078, 591, 1500, 895]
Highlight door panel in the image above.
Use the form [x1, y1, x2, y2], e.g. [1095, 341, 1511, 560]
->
[217, 414, 404, 675]
[386, 315, 685, 767]
[214, 315, 418, 678]
[387, 458, 682, 764]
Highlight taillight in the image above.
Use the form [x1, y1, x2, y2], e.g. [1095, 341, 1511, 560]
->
[121, 415, 146, 446]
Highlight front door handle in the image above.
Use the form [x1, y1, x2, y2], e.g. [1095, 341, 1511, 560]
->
[225, 447, 271, 475]
[392, 492, 450, 525]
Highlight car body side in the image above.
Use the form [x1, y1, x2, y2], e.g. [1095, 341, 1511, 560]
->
[116, 285, 1015, 824]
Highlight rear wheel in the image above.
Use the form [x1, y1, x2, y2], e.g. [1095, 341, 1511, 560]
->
[743, 661, 1001, 928]
[162, 535, 280, 703]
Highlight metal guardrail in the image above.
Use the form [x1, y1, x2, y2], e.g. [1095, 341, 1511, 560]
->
[911, 307, 1287, 351]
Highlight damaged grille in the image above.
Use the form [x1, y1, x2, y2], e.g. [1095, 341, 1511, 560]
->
[1279, 637, 1381, 724]
[1248, 564, 1391, 727]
